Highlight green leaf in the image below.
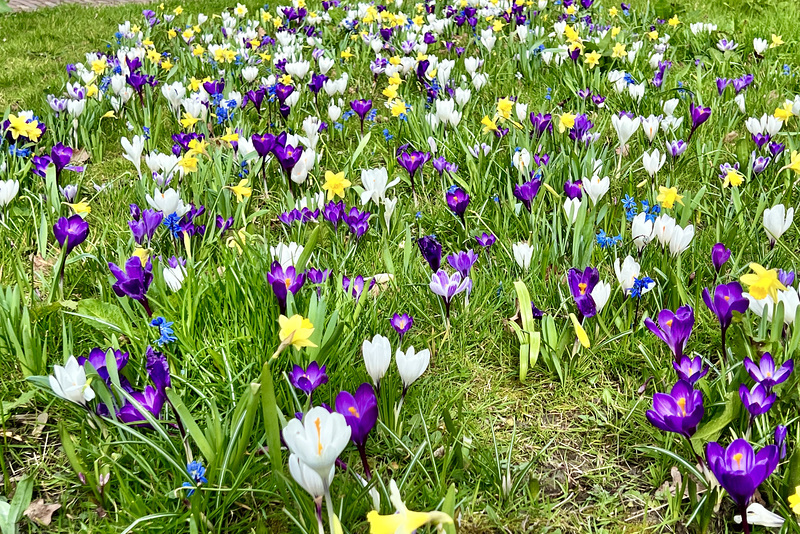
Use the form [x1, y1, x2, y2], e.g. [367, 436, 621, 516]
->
[691, 390, 738, 449]
[441, 483, 457, 534]
[71, 299, 133, 338]
[165, 387, 216, 465]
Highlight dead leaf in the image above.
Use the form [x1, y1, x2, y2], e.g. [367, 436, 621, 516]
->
[24, 499, 61, 526]
[32, 412, 48, 437]
[71, 148, 91, 164]
[723, 131, 738, 143]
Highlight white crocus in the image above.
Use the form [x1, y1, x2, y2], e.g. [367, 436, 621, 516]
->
[396, 346, 430, 392]
[49, 356, 95, 405]
[654, 214, 676, 247]
[592, 281, 611, 313]
[668, 224, 694, 256]
[288, 453, 332, 501]
[563, 197, 582, 224]
[360, 167, 400, 206]
[0, 179, 20, 208]
[282, 407, 351, 480]
[631, 212, 655, 252]
[270, 242, 304, 268]
[581, 175, 609, 206]
[763, 204, 794, 245]
[121, 135, 145, 178]
[640, 115, 660, 143]
[362, 335, 392, 389]
[753, 38, 769, 55]
[512, 242, 534, 270]
[163, 264, 186, 292]
[611, 114, 641, 146]
[146, 188, 191, 217]
[615, 256, 645, 294]
[642, 149, 666, 177]
[161, 82, 186, 115]
[734, 503, 785, 528]
[512, 149, 531, 172]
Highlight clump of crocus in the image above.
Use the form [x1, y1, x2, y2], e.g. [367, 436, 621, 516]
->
[702, 282, 749, 362]
[644, 305, 694, 361]
[706, 439, 778, 534]
[336, 383, 378, 478]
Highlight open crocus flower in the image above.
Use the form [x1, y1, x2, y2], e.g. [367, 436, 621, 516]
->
[288, 361, 328, 397]
[390, 313, 413, 343]
[335, 383, 378, 477]
[282, 406, 351, 481]
[739, 383, 776, 417]
[706, 439, 778, 513]
[645, 380, 704, 438]
[567, 267, 600, 318]
[49, 356, 95, 406]
[267, 261, 305, 314]
[702, 282, 749, 359]
[53, 214, 89, 255]
[743, 353, 793, 390]
[644, 306, 694, 361]
[672, 356, 708, 385]
[429, 270, 471, 319]
[367, 479, 453, 534]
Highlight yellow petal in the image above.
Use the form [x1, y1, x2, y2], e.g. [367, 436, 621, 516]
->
[569, 313, 590, 348]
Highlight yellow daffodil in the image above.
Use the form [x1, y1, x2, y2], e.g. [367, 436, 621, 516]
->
[187, 138, 208, 156]
[741, 263, 786, 301]
[415, 51, 428, 62]
[132, 247, 150, 264]
[226, 228, 247, 254]
[182, 29, 194, 40]
[558, 112, 576, 133]
[340, 47, 354, 60]
[382, 84, 399, 99]
[647, 30, 658, 41]
[66, 200, 91, 216]
[387, 72, 402, 85]
[481, 115, 498, 133]
[5, 114, 32, 140]
[181, 112, 199, 129]
[770, 34, 783, 48]
[789, 486, 800, 514]
[278, 314, 317, 349]
[657, 186, 684, 209]
[389, 55, 401, 66]
[611, 42, 627, 58]
[367, 480, 452, 534]
[178, 156, 198, 173]
[87, 84, 98, 98]
[220, 129, 239, 145]
[91, 58, 107, 74]
[496, 97, 513, 119]
[167, 29, 177, 39]
[193, 45, 205, 57]
[101, 111, 117, 120]
[173, 5, 183, 15]
[161, 59, 174, 70]
[779, 150, 800, 174]
[611, 26, 621, 38]
[569, 313, 590, 348]
[322, 171, 351, 200]
[584, 50, 601, 68]
[774, 102, 794, 122]
[226, 179, 252, 202]
[564, 24, 579, 42]
[565, 4, 576, 15]
[389, 99, 407, 117]
[492, 19, 504, 32]
[147, 49, 161, 64]
[412, 14, 424, 26]
[722, 168, 744, 187]
[608, 6, 618, 17]
[668, 15, 680, 26]
[279, 74, 293, 85]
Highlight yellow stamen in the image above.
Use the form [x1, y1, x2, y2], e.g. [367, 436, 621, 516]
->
[348, 406, 360, 418]
[578, 282, 588, 295]
[315, 417, 323, 455]
[676, 397, 686, 416]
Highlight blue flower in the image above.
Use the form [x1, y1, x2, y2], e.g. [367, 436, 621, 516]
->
[382, 128, 393, 141]
[151, 316, 177, 345]
[183, 460, 208, 496]
[622, 195, 636, 210]
[630, 276, 654, 298]
[163, 213, 182, 238]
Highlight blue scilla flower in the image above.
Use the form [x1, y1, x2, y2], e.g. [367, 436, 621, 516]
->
[183, 460, 208, 496]
[622, 194, 636, 210]
[163, 213, 182, 238]
[624, 72, 637, 85]
[596, 230, 622, 248]
[8, 144, 31, 157]
[383, 128, 393, 141]
[630, 276, 654, 298]
[334, 122, 343, 131]
[151, 316, 177, 345]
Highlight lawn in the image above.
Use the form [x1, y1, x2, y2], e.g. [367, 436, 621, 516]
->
[1, 0, 800, 533]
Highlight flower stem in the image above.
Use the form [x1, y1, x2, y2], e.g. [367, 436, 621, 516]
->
[358, 445, 372, 480]
[739, 503, 751, 534]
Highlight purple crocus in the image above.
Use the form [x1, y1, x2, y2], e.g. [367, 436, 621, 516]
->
[563, 180, 582, 199]
[129, 209, 163, 245]
[666, 139, 687, 158]
[702, 282, 749, 361]
[446, 186, 470, 223]
[343, 275, 366, 300]
[116, 386, 166, 425]
[397, 150, 430, 198]
[267, 261, 305, 314]
[108, 257, 155, 316]
[417, 235, 442, 272]
[335, 383, 378, 478]
[446, 250, 479, 278]
[513, 178, 542, 212]
[743, 353, 793, 390]
[390, 313, 413, 343]
[350, 99, 372, 133]
[645, 380, 704, 439]
[475, 232, 496, 248]
[706, 439, 778, 521]
[529, 112, 553, 136]
[288, 361, 328, 397]
[687, 102, 711, 142]
[739, 382, 776, 417]
[778, 269, 795, 287]
[53, 214, 89, 255]
[78, 347, 129, 383]
[775, 425, 787, 460]
[711, 243, 731, 273]
[567, 267, 599, 319]
[429, 270, 471, 319]
[672, 356, 708, 385]
[644, 306, 694, 361]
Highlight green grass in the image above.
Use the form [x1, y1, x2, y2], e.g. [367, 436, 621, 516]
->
[1, 0, 800, 532]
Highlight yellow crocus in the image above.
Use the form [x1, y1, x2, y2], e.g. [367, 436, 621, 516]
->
[656, 186, 684, 209]
[569, 313, 590, 348]
[367, 480, 452, 534]
[227, 179, 252, 202]
[740, 263, 786, 301]
[278, 314, 317, 349]
[322, 171, 351, 200]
